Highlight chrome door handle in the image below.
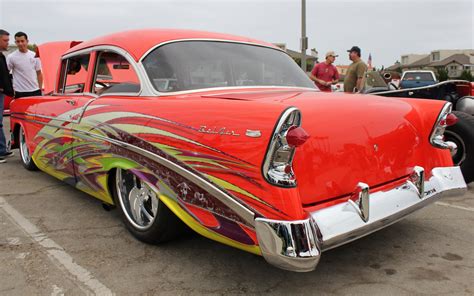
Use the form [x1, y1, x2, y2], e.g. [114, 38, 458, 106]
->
[66, 99, 76, 106]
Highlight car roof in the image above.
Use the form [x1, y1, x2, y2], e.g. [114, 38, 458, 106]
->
[65, 29, 278, 61]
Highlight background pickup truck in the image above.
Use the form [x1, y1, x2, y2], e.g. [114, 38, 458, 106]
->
[399, 70, 438, 89]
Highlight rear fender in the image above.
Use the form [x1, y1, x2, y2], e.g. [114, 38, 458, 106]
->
[398, 98, 454, 170]
[80, 97, 309, 221]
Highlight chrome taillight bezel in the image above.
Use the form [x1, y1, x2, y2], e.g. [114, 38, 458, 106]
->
[262, 107, 302, 187]
[430, 102, 454, 149]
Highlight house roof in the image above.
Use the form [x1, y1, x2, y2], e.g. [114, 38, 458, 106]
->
[386, 62, 401, 71]
[430, 54, 471, 67]
[406, 55, 431, 68]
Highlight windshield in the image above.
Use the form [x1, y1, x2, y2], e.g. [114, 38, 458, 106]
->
[362, 71, 389, 92]
[142, 41, 315, 92]
[402, 73, 435, 81]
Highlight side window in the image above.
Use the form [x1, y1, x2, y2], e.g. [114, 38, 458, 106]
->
[58, 54, 91, 94]
[92, 52, 140, 95]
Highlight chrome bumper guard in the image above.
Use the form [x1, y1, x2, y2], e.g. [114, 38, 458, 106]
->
[255, 166, 467, 272]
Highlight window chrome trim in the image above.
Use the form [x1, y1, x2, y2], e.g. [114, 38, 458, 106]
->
[152, 86, 318, 97]
[60, 45, 144, 97]
[138, 38, 285, 63]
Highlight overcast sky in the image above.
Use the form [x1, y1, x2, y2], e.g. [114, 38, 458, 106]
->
[0, 0, 472, 67]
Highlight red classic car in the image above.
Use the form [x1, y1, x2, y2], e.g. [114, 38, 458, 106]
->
[9, 29, 467, 272]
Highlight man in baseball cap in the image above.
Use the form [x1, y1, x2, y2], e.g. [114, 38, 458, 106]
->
[309, 51, 340, 92]
[343, 46, 367, 93]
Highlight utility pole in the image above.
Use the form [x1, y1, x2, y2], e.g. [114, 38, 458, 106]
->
[300, 0, 308, 72]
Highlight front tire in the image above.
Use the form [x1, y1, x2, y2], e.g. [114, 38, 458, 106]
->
[19, 125, 38, 171]
[113, 168, 187, 244]
[445, 111, 474, 183]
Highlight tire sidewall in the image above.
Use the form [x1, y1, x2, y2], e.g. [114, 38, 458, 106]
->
[112, 169, 185, 244]
[19, 125, 38, 171]
[445, 112, 474, 183]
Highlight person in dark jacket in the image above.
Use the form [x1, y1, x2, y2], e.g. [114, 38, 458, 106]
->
[0, 29, 14, 163]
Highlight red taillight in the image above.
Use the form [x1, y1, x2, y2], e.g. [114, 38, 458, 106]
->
[430, 103, 456, 150]
[286, 126, 310, 148]
[443, 113, 458, 126]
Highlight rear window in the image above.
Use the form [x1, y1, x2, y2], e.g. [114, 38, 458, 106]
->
[402, 73, 434, 81]
[142, 41, 315, 92]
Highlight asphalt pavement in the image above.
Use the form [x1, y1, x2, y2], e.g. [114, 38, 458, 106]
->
[1, 119, 473, 295]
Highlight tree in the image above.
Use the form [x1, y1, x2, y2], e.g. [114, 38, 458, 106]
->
[437, 68, 449, 82]
[459, 70, 473, 82]
[292, 57, 315, 72]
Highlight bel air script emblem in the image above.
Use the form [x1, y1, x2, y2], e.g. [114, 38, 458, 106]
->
[198, 126, 240, 136]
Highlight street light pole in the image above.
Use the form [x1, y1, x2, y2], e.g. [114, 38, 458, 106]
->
[300, 0, 308, 72]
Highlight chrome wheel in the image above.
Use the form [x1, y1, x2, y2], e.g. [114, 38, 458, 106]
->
[116, 169, 159, 230]
[19, 127, 31, 165]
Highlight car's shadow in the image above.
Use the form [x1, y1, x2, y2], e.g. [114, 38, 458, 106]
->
[4, 155, 461, 294]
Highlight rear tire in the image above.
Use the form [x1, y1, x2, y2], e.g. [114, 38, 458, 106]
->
[113, 168, 187, 244]
[445, 111, 474, 184]
[18, 125, 38, 171]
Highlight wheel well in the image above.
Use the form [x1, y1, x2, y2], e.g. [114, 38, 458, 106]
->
[106, 168, 118, 208]
[11, 123, 21, 149]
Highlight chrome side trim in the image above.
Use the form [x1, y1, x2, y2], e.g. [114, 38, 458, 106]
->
[255, 166, 467, 272]
[77, 129, 257, 226]
[9, 115, 257, 226]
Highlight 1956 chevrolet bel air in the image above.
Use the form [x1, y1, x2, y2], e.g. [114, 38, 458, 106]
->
[9, 29, 467, 272]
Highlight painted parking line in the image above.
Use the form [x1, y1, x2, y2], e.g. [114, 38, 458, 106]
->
[0, 196, 113, 295]
[435, 201, 474, 212]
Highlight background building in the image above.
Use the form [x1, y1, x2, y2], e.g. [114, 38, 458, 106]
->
[388, 49, 474, 80]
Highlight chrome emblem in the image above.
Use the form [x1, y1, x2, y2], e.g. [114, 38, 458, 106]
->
[246, 130, 262, 138]
[198, 126, 240, 136]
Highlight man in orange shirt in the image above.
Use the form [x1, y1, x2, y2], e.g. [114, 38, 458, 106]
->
[309, 51, 339, 92]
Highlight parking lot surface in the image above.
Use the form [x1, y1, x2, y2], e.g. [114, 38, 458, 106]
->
[1, 120, 473, 295]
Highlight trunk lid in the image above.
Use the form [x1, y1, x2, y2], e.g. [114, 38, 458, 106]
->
[289, 92, 422, 205]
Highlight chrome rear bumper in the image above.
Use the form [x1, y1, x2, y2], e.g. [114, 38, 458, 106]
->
[255, 166, 467, 272]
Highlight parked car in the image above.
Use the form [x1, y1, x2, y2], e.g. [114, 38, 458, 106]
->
[10, 29, 467, 272]
[363, 71, 474, 183]
[399, 70, 438, 89]
[3, 94, 12, 115]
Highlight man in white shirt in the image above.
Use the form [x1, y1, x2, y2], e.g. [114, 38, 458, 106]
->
[7, 31, 43, 98]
